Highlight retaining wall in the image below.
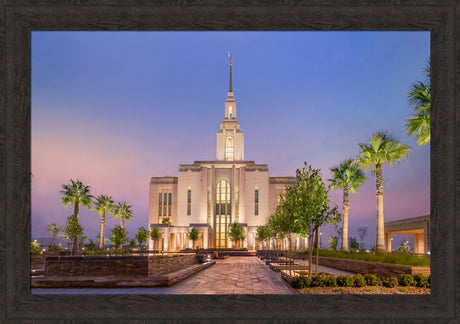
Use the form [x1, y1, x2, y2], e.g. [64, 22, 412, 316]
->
[44, 254, 196, 277]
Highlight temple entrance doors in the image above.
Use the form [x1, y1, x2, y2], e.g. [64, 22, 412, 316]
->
[215, 179, 231, 248]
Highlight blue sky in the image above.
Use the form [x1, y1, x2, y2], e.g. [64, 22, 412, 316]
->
[32, 31, 430, 249]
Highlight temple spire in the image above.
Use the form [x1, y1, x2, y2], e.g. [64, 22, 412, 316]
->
[227, 51, 233, 92]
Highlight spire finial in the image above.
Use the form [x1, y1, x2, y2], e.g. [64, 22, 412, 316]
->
[227, 51, 232, 92]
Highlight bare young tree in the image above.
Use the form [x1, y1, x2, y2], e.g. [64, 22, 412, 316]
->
[357, 226, 368, 250]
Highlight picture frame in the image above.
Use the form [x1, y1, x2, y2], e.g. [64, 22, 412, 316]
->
[1, 1, 457, 322]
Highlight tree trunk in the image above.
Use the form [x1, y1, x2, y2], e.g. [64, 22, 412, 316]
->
[99, 211, 105, 250]
[341, 185, 350, 252]
[308, 234, 313, 278]
[375, 165, 385, 253]
[73, 202, 80, 252]
[315, 228, 320, 275]
[120, 218, 124, 230]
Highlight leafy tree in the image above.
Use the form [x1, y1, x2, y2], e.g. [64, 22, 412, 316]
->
[60, 179, 93, 251]
[228, 222, 246, 249]
[349, 236, 359, 251]
[161, 217, 172, 225]
[135, 226, 149, 249]
[64, 215, 84, 252]
[150, 227, 161, 250]
[46, 222, 61, 247]
[112, 202, 133, 229]
[328, 159, 367, 251]
[357, 226, 368, 249]
[256, 225, 270, 250]
[328, 235, 338, 250]
[398, 239, 411, 253]
[268, 211, 286, 257]
[356, 132, 412, 253]
[85, 239, 96, 250]
[189, 227, 201, 249]
[128, 238, 136, 250]
[30, 240, 41, 254]
[275, 186, 302, 251]
[404, 61, 430, 146]
[292, 162, 341, 277]
[109, 225, 128, 251]
[93, 195, 115, 249]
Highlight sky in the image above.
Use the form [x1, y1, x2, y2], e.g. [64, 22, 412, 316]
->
[31, 31, 430, 250]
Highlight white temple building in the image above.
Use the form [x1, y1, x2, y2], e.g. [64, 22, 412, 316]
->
[148, 55, 300, 251]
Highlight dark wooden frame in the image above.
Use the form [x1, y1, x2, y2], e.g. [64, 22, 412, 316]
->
[0, 1, 458, 322]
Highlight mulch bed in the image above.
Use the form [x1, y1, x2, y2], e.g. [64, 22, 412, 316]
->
[297, 286, 430, 295]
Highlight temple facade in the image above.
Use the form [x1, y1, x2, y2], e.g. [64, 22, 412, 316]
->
[148, 55, 300, 251]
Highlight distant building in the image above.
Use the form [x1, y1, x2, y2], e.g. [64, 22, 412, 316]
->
[148, 56, 304, 251]
[384, 215, 430, 254]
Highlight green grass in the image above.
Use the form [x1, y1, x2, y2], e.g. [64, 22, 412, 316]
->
[293, 249, 430, 267]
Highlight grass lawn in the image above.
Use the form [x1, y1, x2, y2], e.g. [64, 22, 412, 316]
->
[292, 249, 430, 267]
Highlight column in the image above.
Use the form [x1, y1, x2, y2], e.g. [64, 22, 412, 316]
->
[203, 228, 209, 249]
[163, 227, 170, 252]
[243, 226, 248, 249]
[385, 233, 392, 252]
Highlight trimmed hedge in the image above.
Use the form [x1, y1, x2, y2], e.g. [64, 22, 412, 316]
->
[290, 273, 430, 290]
[336, 275, 354, 287]
[382, 277, 399, 288]
[353, 274, 366, 287]
[364, 274, 380, 286]
[398, 274, 414, 287]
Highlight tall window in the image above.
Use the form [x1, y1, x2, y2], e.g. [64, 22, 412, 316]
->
[158, 193, 162, 220]
[255, 189, 259, 216]
[168, 193, 172, 216]
[235, 190, 239, 222]
[158, 191, 172, 222]
[207, 190, 212, 224]
[216, 179, 231, 248]
[225, 137, 234, 161]
[187, 189, 191, 216]
[163, 192, 167, 217]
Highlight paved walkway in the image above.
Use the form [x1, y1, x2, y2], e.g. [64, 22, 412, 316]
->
[32, 256, 297, 295]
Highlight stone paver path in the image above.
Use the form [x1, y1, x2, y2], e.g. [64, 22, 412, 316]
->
[32, 256, 297, 295]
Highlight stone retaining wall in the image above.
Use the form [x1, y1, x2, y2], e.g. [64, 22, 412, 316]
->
[44, 254, 196, 277]
[148, 254, 196, 275]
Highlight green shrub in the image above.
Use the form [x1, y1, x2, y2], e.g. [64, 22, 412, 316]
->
[353, 274, 366, 287]
[364, 274, 380, 286]
[291, 275, 311, 289]
[382, 277, 399, 288]
[336, 275, 353, 287]
[310, 275, 326, 287]
[324, 275, 337, 287]
[413, 274, 428, 288]
[398, 274, 414, 286]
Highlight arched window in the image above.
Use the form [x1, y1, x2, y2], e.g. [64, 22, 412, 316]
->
[225, 137, 234, 161]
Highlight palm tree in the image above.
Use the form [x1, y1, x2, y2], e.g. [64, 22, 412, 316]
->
[60, 179, 93, 250]
[93, 195, 115, 249]
[328, 159, 367, 252]
[356, 132, 412, 253]
[112, 202, 133, 229]
[404, 61, 430, 146]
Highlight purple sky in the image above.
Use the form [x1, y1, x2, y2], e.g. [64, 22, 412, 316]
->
[31, 31, 430, 249]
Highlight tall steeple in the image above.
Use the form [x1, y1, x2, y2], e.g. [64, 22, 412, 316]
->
[228, 52, 233, 92]
[216, 53, 244, 161]
[225, 52, 236, 119]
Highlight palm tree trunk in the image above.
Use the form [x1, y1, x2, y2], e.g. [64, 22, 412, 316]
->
[375, 165, 385, 253]
[99, 211, 105, 250]
[120, 218, 124, 230]
[73, 202, 79, 252]
[341, 186, 350, 252]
